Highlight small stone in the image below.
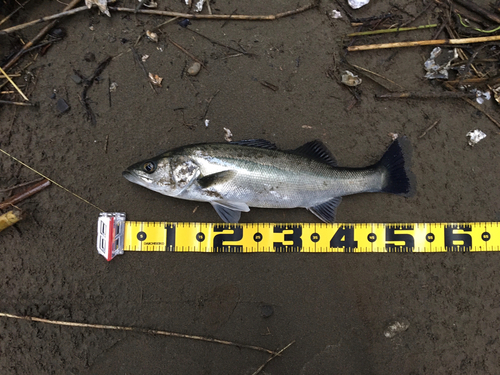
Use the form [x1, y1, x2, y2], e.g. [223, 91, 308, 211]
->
[71, 74, 82, 84]
[261, 305, 274, 318]
[56, 98, 70, 113]
[187, 62, 201, 76]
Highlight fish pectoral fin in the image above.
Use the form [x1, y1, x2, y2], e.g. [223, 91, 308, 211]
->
[308, 197, 342, 223]
[197, 170, 237, 189]
[211, 201, 250, 223]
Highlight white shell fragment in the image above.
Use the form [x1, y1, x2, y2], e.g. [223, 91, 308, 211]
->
[141, 54, 149, 62]
[85, 0, 111, 17]
[341, 70, 362, 87]
[194, 0, 205, 12]
[146, 30, 158, 42]
[205, 119, 210, 127]
[148, 73, 163, 87]
[187, 62, 201, 76]
[384, 319, 410, 338]
[331, 10, 342, 19]
[109, 82, 118, 92]
[467, 129, 486, 146]
[348, 0, 370, 9]
[224, 127, 233, 142]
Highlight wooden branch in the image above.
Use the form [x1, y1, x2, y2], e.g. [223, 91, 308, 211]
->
[348, 34, 500, 51]
[0, 179, 50, 210]
[0, 6, 88, 35]
[0, 312, 279, 356]
[108, 2, 317, 20]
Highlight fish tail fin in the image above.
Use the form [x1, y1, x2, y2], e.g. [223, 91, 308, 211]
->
[376, 136, 416, 197]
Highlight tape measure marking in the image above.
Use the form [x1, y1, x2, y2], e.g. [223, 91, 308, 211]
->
[123, 221, 497, 253]
[96, 213, 499, 260]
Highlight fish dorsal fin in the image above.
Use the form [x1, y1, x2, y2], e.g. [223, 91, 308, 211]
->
[229, 139, 278, 150]
[291, 140, 337, 166]
[211, 201, 250, 223]
[198, 170, 237, 189]
[308, 197, 342, 223]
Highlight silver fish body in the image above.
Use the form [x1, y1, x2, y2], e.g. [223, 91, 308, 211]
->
[123, 138, 414, 223]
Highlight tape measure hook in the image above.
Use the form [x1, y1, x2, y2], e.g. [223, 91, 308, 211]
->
[97, 212, 126, 261]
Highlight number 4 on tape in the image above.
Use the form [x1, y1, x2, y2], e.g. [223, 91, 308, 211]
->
[96, 213, 500, 261]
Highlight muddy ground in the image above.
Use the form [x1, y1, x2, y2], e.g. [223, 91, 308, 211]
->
[1, 0, 500, 373]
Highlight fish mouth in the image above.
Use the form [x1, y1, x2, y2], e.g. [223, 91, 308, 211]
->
[122, 170, 135, 182]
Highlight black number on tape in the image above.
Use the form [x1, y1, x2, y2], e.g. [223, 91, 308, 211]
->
[273, 225, 302, 252]
[330, 225, 358, 252]
[385, 225, 415, 252]
[213, 224, 243, 252]
[445, 225, 472, 252]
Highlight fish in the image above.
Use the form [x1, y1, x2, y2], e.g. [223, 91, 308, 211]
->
[122, 138, 415, 223]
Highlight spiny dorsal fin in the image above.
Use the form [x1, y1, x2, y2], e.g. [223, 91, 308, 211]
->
[229, 139, 277, 150]
[291, 140, 337, 166]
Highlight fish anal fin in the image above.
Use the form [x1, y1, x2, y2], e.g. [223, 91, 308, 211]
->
[211, 201, 250, 223]
[308, 197, 342, 223]
[292, 140, 337, 166]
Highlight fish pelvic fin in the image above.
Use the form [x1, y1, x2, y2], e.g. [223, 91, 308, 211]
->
[211, 201, 250, 223]
[308, 197, 342, 223]
[377, 136, 416, 197]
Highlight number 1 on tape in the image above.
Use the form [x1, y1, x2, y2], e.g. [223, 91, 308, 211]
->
[96, 213, 500, 261]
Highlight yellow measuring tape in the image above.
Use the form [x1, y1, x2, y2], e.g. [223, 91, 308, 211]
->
[96, 213, 499, 261]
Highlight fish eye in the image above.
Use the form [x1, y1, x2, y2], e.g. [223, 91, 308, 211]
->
[143, 161, 156, 174]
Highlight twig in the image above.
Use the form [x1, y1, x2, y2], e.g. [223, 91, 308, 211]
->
[0, 66, 29, 101]
[166, 36, 207, 70]
[203, 90, 220, 119]
[0, 179, 50, 210]
[108, 2, 317, 20]
[443, 82, 500, 129]
[348, 34, 500, 51]
[252, 341, 295, 375]
[2, 0, 81, 71]
[0, 0, 33, 26]
[453, 0, 500, 25]
[185, 28, 250, 56]
[375, 91, 476, 99]
[0, 209, 22, 232]
[347, 24, 437, 37]
[400, 2, 435, 28]
[0, 312, 279, 356]
[131, 47, 157, 94]
[0, 148, 104, 212]
[0, 100, 35, 106]
[0, 177, 44, 193]
[348, 63, 405, 91]
[0, 5, 88, 35]
[79, 56, 113, 125]
[418, 119, 440, 138]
